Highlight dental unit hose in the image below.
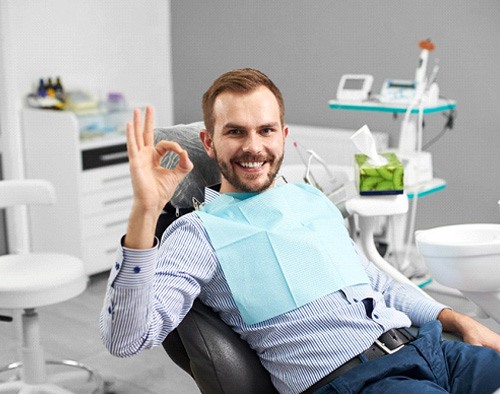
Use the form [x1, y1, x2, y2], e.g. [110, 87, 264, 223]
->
[398, 39, 436, 275]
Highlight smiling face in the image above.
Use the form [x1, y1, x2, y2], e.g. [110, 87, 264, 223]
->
[200, 86, 288, 194]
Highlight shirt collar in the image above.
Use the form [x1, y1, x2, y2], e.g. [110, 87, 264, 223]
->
[204, 185, 221, 203]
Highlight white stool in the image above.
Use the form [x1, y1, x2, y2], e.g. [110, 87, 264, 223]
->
[0, 180, 103, 393]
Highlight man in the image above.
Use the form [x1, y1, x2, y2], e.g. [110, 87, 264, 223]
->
[101, 68, 500, 394]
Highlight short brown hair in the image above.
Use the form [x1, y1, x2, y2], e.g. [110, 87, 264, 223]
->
[202, 68, 285, 133]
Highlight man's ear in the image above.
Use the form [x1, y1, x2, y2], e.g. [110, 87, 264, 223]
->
[283, 124, 289, 139]
[199, 129, 215, 159]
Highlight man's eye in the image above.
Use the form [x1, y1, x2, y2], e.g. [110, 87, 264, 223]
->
[227, 129, 241, 135]
[261, 128, 274, 135]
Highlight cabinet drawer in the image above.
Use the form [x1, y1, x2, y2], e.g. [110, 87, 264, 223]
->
[81, 143, 128, 170]
[83, 231, 124, 275]
[82, 186, 134, 216]
[81, 163, 131, 194]
[82, 209, 130, 239]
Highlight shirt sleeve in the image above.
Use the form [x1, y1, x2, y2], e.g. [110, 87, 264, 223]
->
[354, 243, 449, 327]
[99, 214, 218, 357]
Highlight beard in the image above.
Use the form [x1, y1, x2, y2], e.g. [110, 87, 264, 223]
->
[214, 150, 284, 193]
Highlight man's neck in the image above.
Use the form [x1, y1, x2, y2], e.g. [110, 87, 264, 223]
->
[219, 181, 276, 194]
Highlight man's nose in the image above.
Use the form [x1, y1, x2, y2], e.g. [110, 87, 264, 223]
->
[242, 133, 263, 153]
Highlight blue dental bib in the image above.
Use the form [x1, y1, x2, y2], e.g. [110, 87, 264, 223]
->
[196, 183, 369, 325]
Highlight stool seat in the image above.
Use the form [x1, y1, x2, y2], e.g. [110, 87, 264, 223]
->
[0, 253, 87, 309]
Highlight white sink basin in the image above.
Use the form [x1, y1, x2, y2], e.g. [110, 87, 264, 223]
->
[416, 224, 500, 292]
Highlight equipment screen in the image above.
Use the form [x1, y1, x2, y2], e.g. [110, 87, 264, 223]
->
[343, 78, 364, 90]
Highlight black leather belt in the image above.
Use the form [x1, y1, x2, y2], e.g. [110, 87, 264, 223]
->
[302, 328, 415, 394]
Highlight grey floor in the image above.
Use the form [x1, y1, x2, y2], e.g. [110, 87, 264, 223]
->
[0, 272, 199, 394]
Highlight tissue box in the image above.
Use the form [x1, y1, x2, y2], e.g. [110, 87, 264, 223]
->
[355, 152, 404, 195]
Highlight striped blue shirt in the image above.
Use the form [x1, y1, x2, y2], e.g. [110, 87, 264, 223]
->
[100, 187, 446, 394]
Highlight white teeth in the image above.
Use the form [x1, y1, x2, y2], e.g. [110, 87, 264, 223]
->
[240, 162, 264, 168]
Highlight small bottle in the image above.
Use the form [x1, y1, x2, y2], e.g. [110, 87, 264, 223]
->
[54, 76, 65, 103]
[46, 78, 55, 97]
[107, 92, 127, 112]
[37, 78, 46, 97]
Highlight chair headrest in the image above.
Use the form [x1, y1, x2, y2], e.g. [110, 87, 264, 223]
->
[155, 122, 220, 209]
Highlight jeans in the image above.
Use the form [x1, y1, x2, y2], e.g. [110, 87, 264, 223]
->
[315, 320, 500, 394]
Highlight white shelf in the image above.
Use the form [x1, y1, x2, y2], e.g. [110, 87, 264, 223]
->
[406, 178, 446, 199]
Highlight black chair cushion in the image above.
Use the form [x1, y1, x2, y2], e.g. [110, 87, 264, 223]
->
[162, 299, 277, 394]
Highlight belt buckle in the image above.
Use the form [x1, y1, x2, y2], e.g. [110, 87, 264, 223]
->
[374, 338, 404, 355]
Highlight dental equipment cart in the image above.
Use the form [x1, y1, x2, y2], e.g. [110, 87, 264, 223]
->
[328, 98, 457, 282]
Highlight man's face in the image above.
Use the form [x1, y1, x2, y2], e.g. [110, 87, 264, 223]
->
[200, 86, 288, 194]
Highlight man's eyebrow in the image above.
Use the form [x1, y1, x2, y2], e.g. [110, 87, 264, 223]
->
[223, 123, 245, 130]
[259, 122, 280, 129]
[222, 122, 280, 130]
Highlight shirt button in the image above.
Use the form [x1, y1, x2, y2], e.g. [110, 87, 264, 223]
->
[353, 298, 359, 302]
[133, 266, 141, 274]
[115, 262, 120, 270]
[373, 314, 379, 319]
[108, 306, 112, 314]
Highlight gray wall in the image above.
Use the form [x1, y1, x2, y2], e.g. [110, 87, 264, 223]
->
[170, 1, 500, 230]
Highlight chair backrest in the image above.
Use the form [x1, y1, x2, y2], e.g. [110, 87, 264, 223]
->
[0, 179, 56, 209]
[156, 123, 278, 393]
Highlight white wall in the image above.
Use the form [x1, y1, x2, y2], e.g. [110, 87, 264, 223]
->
[0, 0, 172, 178]
[0, 0, 173, 252]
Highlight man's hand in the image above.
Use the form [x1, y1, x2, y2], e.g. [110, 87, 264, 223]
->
[124, 106, 193, 249]
[438, 308, 500, 352]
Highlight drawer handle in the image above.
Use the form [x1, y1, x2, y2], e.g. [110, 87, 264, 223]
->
[101, 174, 130, 184]
[105, 218, 129, 229]
[103, 195, 134, 206]
[100, 151, 129, 162]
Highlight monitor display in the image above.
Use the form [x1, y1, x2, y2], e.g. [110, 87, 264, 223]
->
[343, 78, 364, 90]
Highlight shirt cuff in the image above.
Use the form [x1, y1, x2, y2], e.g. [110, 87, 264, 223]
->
[408, 296, 450, 327]
[113, 235, 159, 287]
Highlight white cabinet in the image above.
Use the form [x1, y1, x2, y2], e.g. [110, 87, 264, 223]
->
[22, 108, 133, 275]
